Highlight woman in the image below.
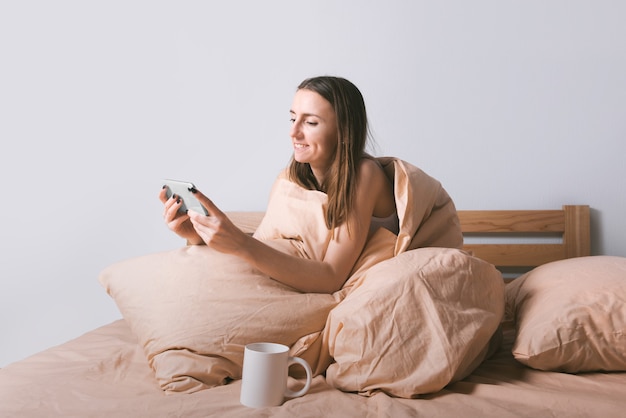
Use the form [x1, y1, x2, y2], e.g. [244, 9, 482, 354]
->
[159, 76, 396, 294]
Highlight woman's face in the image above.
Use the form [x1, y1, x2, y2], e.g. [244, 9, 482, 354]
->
[289, 89, 338, 178]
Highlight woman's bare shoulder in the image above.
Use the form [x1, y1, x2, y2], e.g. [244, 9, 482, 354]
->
[358, 157, 395, 216]
[358, 157, 388, 184]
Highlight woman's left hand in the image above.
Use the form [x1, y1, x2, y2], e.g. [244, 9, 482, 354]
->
[186, 189, 249, 254]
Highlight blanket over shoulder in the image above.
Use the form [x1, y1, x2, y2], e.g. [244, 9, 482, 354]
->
[255, 156, 463, 260]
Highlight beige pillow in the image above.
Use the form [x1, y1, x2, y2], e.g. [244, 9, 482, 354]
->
[324, 247, 505, 398]
[506, 256, 626, 372]
[99, 244, 340, 393]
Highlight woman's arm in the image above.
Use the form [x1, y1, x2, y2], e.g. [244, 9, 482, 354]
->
[187, 160, 392, 293]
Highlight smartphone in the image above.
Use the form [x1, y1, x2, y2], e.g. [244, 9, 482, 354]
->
[163, 179, 209, 215]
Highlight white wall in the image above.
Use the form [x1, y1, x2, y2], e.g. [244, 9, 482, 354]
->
[1, 1, 624, 367]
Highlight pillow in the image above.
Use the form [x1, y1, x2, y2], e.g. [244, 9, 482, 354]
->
[324, 247, 505, 398]
[99, 173, 345, 394]
[506, 256, 626, 372]
[99, 244, 340, 394]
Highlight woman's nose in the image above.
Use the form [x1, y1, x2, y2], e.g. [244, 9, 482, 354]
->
[290, 121, 302, 138]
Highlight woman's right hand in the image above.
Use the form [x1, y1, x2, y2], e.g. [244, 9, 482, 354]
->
[158, 187, 203, 244]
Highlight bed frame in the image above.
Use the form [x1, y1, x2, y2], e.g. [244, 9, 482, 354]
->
[229, 204, 591, 275]
[459, 205, 591, 273]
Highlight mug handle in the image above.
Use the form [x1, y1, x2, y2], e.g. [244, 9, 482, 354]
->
[284, 356, 312, 398]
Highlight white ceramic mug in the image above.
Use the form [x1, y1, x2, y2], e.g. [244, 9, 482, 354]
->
[240, 342, 313, 408]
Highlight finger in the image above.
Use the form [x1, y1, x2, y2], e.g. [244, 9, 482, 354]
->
[190, 189, 225, 218]
[169, 213, 189, 230]
[187, 208, 217, 226]
[164, 195, 185, 221]
[158, 186, 169, 203]
[188, 213, 215, 241]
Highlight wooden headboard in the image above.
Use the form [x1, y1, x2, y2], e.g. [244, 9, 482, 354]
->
[459, 205, 591, 273]
[228, 205, 591, 274]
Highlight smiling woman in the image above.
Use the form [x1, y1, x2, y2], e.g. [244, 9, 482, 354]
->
[159, 76, 399, 294]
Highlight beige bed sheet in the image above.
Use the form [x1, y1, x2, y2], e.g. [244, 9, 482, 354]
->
[1, 319, 625, 418]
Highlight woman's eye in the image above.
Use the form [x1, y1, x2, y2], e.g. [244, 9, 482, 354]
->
[305, 120, 318, 126]
[289, 118, 295, 123]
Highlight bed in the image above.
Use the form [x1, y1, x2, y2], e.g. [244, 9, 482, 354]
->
[1, 161, 625, 417]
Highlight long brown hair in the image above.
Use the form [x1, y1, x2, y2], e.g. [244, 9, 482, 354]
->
[288, 76, 370, 231]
